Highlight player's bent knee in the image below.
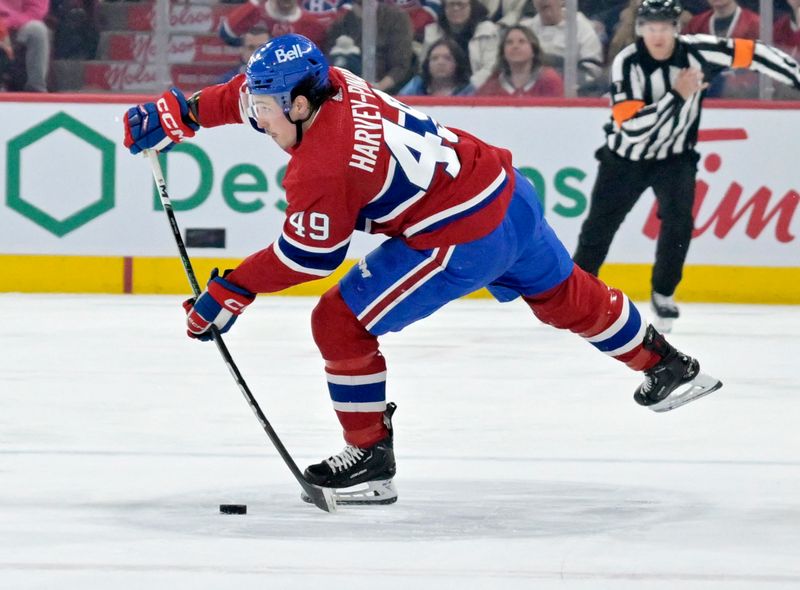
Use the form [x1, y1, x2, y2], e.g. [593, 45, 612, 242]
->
[524, 266, 622, 335]
[311, 286, 378, 362]
[311, 287, 347, 351]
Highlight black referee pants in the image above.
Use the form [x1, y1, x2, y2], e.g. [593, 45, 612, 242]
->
[572, 146, 699, 297]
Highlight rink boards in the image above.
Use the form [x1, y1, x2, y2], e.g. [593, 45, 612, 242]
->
[1, 95, 798, 302]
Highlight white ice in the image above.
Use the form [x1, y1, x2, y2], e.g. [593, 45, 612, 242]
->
[1, 294, 799, 589]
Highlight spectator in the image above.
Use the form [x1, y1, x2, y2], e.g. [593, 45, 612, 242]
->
[51, 0, 97, 60]
[582, 0, 628, 52]
[420, 0, 500, 87]
[774, 0, 800, 98]
[775, 0, 800, 58]
[684, 0, 759, 97]
[399, 37, 475, 95]
[301, 0, 348, 28]
[477, 24, 564, 96]
[677, 0, 711, 12]
[520, 0, 604, 89]
[220, 0, 327, 48]
[683, 0, 759, 37]
[328, 33, 361, 73]
[608, 0, 693, 64]
[325, 0, 415, 93]
[0, 15, 12, 90]
[0, 0, 49, 91]
[480, 0, 530, 26]
[217, 26, 270, 84]
[383, 0, 439, 41]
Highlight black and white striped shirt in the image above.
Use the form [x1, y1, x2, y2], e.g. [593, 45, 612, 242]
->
[605, 35, 800, 161]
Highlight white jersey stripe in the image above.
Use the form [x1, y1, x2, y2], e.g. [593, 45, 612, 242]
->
[372, 189, 426, 223]
[367, 157, 397, 205]
[280, 231, 351, 254]
[403, 169, 507, 238]
[273, 240, 332, 277]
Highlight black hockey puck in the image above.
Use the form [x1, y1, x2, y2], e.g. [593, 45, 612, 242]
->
[219, 504, 247, 514]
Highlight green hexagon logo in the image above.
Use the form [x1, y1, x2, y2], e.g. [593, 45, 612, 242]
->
[6, 112, 115, 237]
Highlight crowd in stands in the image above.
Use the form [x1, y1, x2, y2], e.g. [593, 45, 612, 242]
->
[1, 0, 799, 97]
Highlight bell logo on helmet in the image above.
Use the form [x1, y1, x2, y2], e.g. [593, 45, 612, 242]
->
[274, 44, 311, 64]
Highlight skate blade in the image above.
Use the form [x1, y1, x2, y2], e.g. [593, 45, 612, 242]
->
[648, 372, 723, 413]
[301, 479, 397, 506]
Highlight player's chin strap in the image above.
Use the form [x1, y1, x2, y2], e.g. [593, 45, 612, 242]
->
[285, 99, 323, 146]
[285, 110, 314, 145]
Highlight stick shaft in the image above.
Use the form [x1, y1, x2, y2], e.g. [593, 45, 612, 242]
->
[145, 150, 333, 511]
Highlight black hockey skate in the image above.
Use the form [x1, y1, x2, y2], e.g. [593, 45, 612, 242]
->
[651, 292, 680, 333]
[634, 325, 722, 412]
[301, 402, 397, 505]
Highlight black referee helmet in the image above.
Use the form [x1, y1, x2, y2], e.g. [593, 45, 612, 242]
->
[637, 0, 683, 23]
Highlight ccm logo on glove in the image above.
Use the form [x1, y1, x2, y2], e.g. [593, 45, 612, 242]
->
[183, 269, 255, 341]
[123, 87, 199, 155]
[156, 90, 195, 142]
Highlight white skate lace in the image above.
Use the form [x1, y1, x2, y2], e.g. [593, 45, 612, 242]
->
[324, 445, 365, 474]
[641, 373, 655, 394]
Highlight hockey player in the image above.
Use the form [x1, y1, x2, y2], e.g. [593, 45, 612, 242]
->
[122, 34, 722, 506]
[572, 0, 800, 332]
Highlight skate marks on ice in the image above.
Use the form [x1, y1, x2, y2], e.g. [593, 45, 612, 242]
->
[111, 478, 701, 541]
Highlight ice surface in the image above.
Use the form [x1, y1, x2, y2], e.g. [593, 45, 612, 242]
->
[1, 295, 798, 589]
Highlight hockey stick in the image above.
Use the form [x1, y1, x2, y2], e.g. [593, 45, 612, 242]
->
[146, 149, 336, 513]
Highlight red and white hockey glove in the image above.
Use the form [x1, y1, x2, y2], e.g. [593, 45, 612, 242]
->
[182, 269, 255, 341]
[123, 88, 199, 155]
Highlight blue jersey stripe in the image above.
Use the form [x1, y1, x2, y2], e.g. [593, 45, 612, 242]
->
[411, 173, 508, 236]
[358, 114, 448, 225]
[591, 303, 643, 353]
[277, 236, 348, 272]
[327, 381, 386, 403]
[358, 164, 421, 222]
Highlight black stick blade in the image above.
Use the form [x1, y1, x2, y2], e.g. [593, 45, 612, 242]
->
[304, 485, 337, 513]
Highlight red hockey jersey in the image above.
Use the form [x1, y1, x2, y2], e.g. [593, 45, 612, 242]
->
[220, 2, 329, 48]
[683, 7, 760, 40]
[197, 67, 515, 294]
[774, 14, 800, 58]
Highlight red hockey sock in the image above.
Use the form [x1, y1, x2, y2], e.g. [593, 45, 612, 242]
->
[312, 286, 389, 447]
[524, 266, 660, 371]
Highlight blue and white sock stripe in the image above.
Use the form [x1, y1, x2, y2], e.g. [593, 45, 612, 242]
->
[585, 295, 646, 357]
[273, 233, 350, 277]
[327, 371, 387, 413]
[402, 169, 508, 238]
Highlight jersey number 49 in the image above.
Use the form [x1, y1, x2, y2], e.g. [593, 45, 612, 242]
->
[376, 89, 461, 191]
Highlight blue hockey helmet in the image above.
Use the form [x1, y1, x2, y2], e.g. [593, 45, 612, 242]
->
[245, 34, 330, 113]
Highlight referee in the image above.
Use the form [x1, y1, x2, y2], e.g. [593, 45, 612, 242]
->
[572, 0, 800, 332]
